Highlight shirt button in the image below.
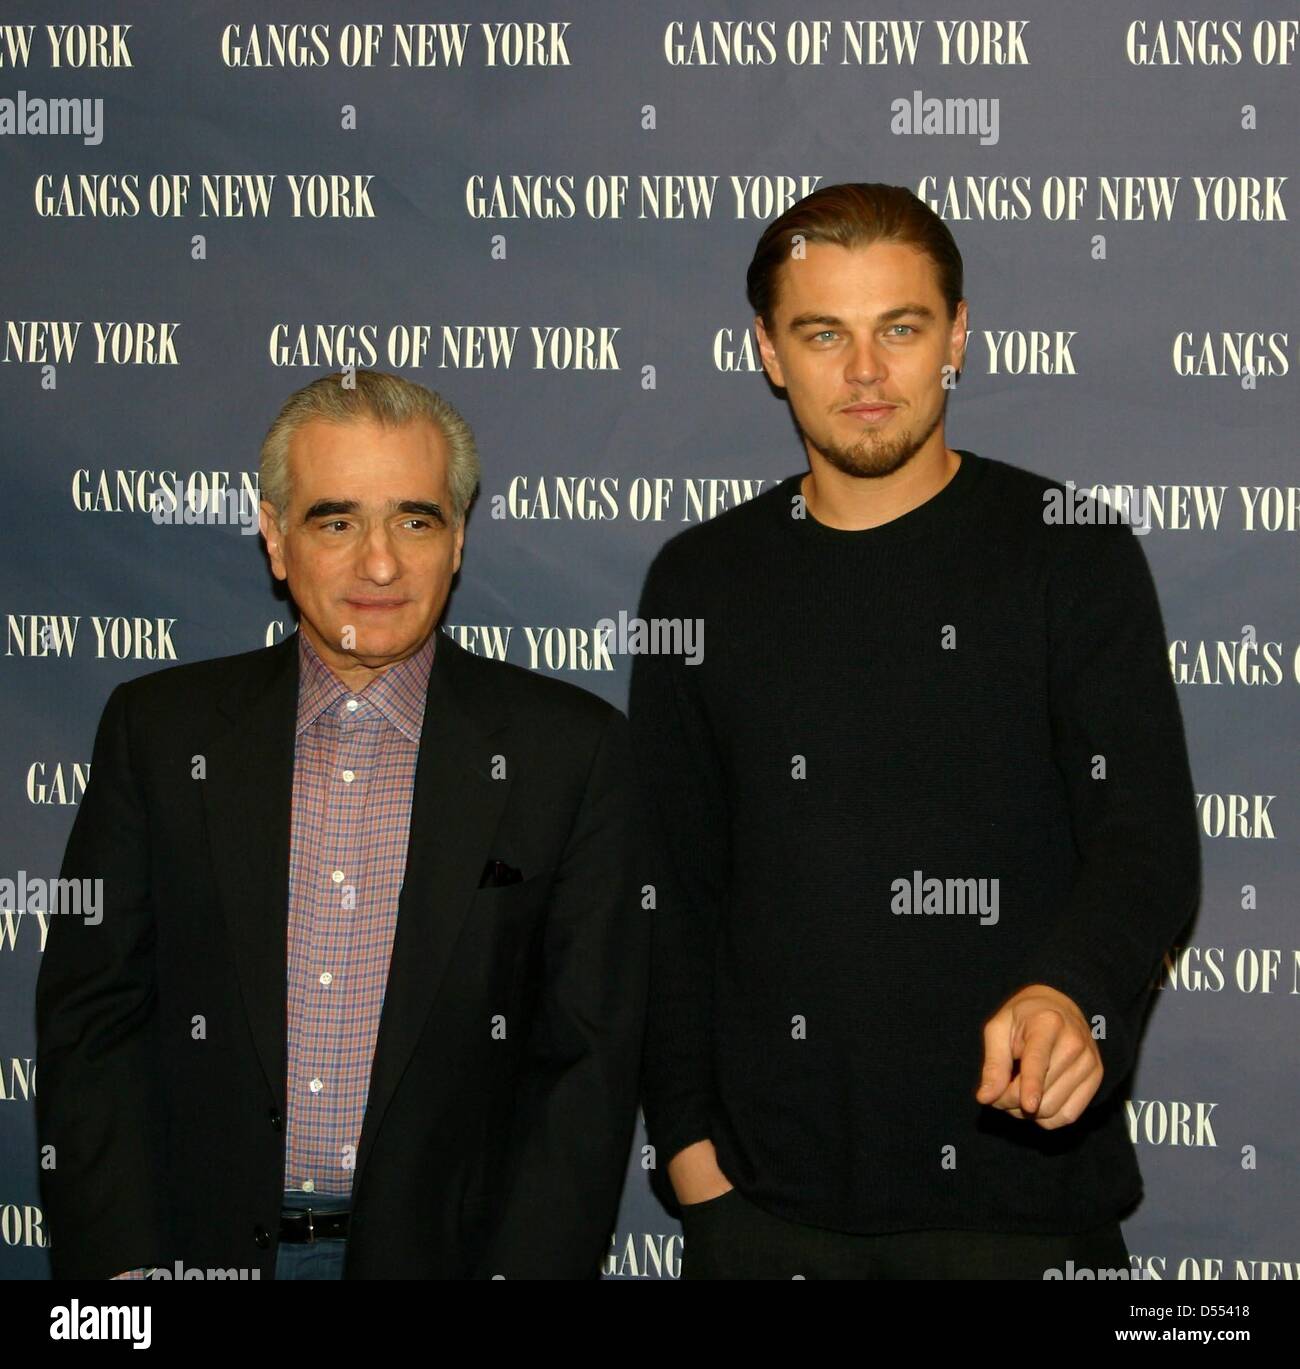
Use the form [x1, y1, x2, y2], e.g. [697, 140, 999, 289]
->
[331, 870, 345, 884]
[319, 972, 333, 986]
[341, 770, 355, 783]
[345, 699, 359, 712]
[309, 1078, 323, 1094]
[302, 1180, 315, 1194]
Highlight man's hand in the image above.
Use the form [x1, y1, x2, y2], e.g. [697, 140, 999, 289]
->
[667, 1139, 734, 1206]
[976, 984, 1103, 1129]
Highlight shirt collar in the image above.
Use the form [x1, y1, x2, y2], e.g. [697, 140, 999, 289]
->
[295, 628, 435, 742]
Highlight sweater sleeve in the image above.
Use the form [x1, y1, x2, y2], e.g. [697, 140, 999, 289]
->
[626, 543, 730, 1169]
[1012, 519, 1201, 1108]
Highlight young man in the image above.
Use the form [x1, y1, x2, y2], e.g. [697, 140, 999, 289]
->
[37, 370, 648, 1280]
[629, 182, 1200, 1279]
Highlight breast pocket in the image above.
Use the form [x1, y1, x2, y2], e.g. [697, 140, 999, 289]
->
[470, 868, 555, 917]
[465, 870, 555, 1009]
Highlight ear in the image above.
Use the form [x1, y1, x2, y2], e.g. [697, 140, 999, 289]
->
[260, 501, 288, 582]
[754, 315, 786, 389]
[949, 299, 969, 376]
[452, 520, 465, 576]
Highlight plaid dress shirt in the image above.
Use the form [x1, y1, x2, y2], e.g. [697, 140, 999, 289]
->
[283, 628, 434, 1195]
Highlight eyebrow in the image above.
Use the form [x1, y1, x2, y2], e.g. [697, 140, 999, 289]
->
[301, 498, 447, 526]
[786, 303, 937, 333]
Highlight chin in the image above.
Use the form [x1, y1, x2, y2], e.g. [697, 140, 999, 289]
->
[362, 630, 418, 654]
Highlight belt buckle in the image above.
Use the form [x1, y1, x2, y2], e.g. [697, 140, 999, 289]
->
[304, 1207, 316, 1244]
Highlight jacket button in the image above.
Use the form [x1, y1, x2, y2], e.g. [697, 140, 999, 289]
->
[254, 1226, 270, 1248]
[269, 1110, 282, 1131]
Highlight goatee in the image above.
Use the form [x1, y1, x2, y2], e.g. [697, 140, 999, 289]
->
[805, 397, 945, 480]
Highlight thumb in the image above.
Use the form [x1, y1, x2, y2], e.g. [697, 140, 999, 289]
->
[977, 1010, 1014, 1102]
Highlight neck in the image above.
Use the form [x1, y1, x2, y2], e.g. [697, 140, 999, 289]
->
[298, 621, 419, 693]
[801, 440, 961, 531]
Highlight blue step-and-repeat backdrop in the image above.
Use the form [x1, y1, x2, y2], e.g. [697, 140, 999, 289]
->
[1, 1, 1297, 1280]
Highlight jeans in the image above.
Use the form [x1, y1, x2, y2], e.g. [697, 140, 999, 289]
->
[274, 1188, 351, 1281]
[679, 1186, 1131, 1280]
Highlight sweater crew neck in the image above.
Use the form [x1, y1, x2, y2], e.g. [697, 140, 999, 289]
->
[778, 448, 985, 548]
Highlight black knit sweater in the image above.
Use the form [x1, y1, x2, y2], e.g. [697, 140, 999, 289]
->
[628, 450, 1200, 1234]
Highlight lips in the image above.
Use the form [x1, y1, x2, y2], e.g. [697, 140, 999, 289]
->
[841, 402, 898, 423]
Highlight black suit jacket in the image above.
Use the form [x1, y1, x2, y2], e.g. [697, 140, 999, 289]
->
[35, 629, 649, 1279]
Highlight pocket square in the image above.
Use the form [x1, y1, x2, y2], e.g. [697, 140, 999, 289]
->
[478, 859, 523, 889]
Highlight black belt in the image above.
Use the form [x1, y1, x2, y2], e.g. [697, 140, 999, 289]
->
[279, 1207, 350, 1243]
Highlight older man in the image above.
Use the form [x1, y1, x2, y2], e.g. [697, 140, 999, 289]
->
[37, 369, 648, 1279]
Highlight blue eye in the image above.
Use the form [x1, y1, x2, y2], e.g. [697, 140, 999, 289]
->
[888, 325, 915, 336]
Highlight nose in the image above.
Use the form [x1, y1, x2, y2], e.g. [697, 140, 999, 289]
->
[356, 522, 399, 584]
[844, 334, 887, 387]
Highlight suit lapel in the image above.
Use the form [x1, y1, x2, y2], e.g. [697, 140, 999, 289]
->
[204, 634, 300, 1103]
[353, 634, 512, 1189]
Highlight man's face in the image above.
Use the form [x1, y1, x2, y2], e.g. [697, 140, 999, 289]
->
[754, 239, 968, 479]
[259, 416, 464, 680]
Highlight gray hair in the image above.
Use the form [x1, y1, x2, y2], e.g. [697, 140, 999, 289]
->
[259, 370, 481, 527]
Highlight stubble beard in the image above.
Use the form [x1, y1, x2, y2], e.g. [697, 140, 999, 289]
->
[803, 393, 946, 480]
